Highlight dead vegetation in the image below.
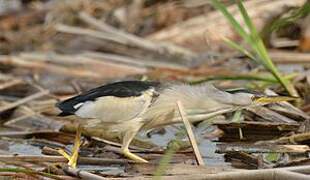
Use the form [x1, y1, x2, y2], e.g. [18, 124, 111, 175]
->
[0, 0, 309, 179]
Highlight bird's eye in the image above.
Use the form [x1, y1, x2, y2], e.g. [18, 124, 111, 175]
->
[251, 95, 257, 101]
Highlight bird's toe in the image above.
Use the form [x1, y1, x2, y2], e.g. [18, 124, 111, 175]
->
[122, 148, 148, 163]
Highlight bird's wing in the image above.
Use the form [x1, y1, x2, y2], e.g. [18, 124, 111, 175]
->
[56, 81, 160, 122]
[75, 95, 152, 122]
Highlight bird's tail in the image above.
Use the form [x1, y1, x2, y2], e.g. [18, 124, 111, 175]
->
[56, 99, 77, 116]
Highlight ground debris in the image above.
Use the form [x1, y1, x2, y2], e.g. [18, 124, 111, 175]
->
[0, 0, 309, 179]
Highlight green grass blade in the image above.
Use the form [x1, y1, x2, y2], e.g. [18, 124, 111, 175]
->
[255, 37, 298, 96]
[153, 148, 175, 179]
[236, 0, 298, 96]
[236, 0, 257, 37]
[153, 140, 183, 179]
[236, 0, 267, 66]
[231, 110, 244, 139]
[211, 0, 264, 66]
[270, 2, 309, 32]
[210, 0, 251, 45]
[212, 0, 298, 97]
[222, 36, 256, 60]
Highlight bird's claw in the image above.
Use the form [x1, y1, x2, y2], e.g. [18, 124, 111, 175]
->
[57, 125, 82, 169]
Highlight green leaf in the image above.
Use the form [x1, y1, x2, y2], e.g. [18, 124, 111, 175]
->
[210, 0, 299, 97]
[265, 152, 281, 162]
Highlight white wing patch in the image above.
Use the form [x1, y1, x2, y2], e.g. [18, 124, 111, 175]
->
[73, 102, 84, 109]
[75, 101, 97, 118]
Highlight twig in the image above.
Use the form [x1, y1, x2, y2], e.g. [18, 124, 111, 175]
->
[0, 131, 56, 139]
[79, 12, 196, 59]
[176, 101, 205, 166]
[83, 51, 188, 70]
[0, 54, 147, 78]
[55, 24, 126, 44]
[3, 105, 37, 130]
[247, 106, 298, 124]
[0, 172, 34, 179]
[0, 90, 49, 113]
[97, 165, 310, 179]
[0, 79, 23, 90]
[272, 132, 310, 144]
[0, 72, 16, 81]
[42, 146, 64, 155]
[79, 12, 161, 51]
[3, 113, 35, 130]
[0, 155, 136, 165]
[0, 56, 103, 78]
[0, 167, 63, 180]
[269, 50, 310, 64]
[64, 166, 105, 180]
[217, 144, 310, 154]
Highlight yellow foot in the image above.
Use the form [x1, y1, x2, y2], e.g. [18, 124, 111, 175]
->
[122, 149, 148, 163]
[57, 125, 82, 168]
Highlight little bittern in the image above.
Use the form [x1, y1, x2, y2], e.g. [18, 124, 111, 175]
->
[57, 81, 296, 165]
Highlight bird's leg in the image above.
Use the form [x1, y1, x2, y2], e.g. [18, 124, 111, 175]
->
[57, 125, 82, 168]
[121, 128, 148, 163]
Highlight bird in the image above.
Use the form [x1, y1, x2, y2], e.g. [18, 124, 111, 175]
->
[56, 80, 296, 166]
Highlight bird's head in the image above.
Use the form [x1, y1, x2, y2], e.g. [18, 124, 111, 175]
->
[225, 88, 298, 107]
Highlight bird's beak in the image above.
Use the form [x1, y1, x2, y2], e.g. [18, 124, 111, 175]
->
[253, 95, 298, 104]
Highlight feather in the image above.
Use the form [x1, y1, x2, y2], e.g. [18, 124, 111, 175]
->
[56, 81, 160, 117]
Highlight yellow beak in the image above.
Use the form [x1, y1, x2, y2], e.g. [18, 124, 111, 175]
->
[254, 96, 298, 103]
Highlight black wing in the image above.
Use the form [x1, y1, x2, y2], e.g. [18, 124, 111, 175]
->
[56, 81, 160, 116]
